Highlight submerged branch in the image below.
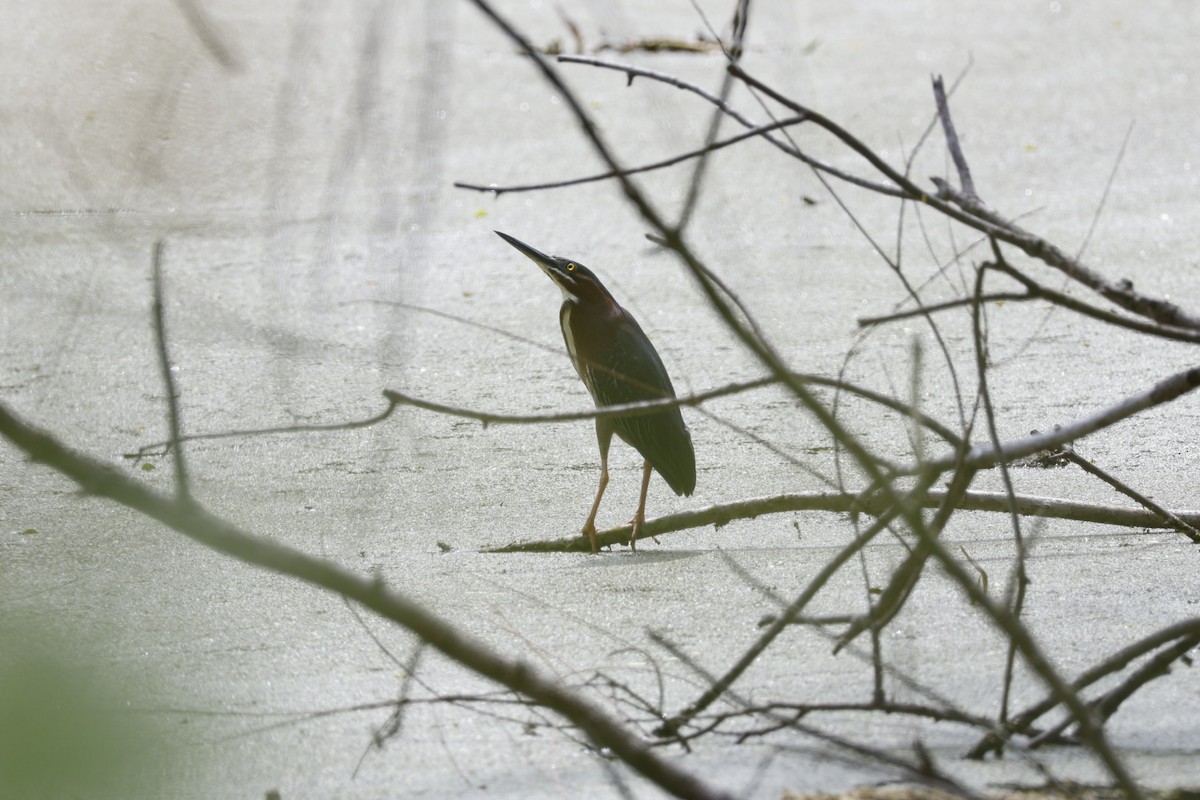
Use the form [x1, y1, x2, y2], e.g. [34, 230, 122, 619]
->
[484, 489, 1200, 553]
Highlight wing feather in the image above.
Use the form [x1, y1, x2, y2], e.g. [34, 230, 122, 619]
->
[583, 314, 695, 496]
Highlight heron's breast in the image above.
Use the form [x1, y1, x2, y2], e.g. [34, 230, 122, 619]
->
[559, 302, 581, 372]
[560, 300, 624, 390]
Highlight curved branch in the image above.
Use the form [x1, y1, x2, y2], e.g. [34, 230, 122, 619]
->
[455, 116, 806, 195]
[130, 370, 959, 464]
[555, 54, 904, 198]
[0, 401, 732, 800]
[386, 372, 961, 444]
[385, 379, 771, 425]
[126, 403, 401, 460]
[988, 258, 1200, 344]
[151, 240, 191, 501]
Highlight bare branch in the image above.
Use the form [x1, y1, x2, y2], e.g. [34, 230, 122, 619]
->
[485, 488, 1200, 553]
[731, 62, 1200, 331]
[151, 241, 191, 503]
[932, 74, 978, 201]
[386, 372, 960, 443]
[1062, 447, 1200, 542]
[172, 0, 241, 70]
[454, 116, 805, 195]
[833, 465, 978, 654]
[933, 178, 1200, 330]
[0, 400, 733, 800]
[908, 366, 1200, 475]
[911, 494, 1145, 797]
[1030, 632, 1200, 749]
[859, 269, 1200, 346]
[126, 403, 400, 460]
[556, 55, 903, 197]
[655, 473, 941, 737]
[971, 256, 1032, 729]
[131, 369, 958, 466]
[988, 257, 1200, 345]
[857, 292, 1033, 326]
[968, 618, 1200, 758]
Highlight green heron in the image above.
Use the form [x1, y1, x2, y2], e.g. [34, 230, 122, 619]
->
[497, 231, 696, 553]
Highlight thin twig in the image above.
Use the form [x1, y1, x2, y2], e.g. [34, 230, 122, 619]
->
[126, 402, 401, 460]
[932, 74, 978, 201]
[967, 618, 1200, 758]
[151, 241, 191, 503]
[129, 370, 960, 464]
[353, 642, 426, 777]
[674, 0, 752, 232]
[1062, 447, 1200, 543]
[454, 116, 805, 195]
[555, 55, 903, 198]
[1075, 120, 1134, 262]
[857, 292, 1031, 327]
[386, 372, 960, 442]
[971, 256, 1030, 728]
[385, 380, 764, 425]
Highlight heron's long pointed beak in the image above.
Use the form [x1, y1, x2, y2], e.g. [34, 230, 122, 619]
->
[495, 230, 554, 270]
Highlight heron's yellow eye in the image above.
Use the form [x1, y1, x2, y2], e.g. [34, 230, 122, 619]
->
[566, 263, 577, 272]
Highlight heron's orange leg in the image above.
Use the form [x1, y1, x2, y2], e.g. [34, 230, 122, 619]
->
[628, 460, 654, 552]
[581, 453, 609, 554]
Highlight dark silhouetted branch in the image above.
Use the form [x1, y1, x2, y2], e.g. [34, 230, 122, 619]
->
[932, 74, 978, 202]
[0, 401, 732, 800]
[151, 241, 191, 502]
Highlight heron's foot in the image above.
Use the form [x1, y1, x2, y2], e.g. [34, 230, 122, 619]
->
[580, 521, 599, 554]
[628, 513, 648, 552]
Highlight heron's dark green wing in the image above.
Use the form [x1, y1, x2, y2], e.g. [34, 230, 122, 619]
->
[583, 313, 696, 496]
